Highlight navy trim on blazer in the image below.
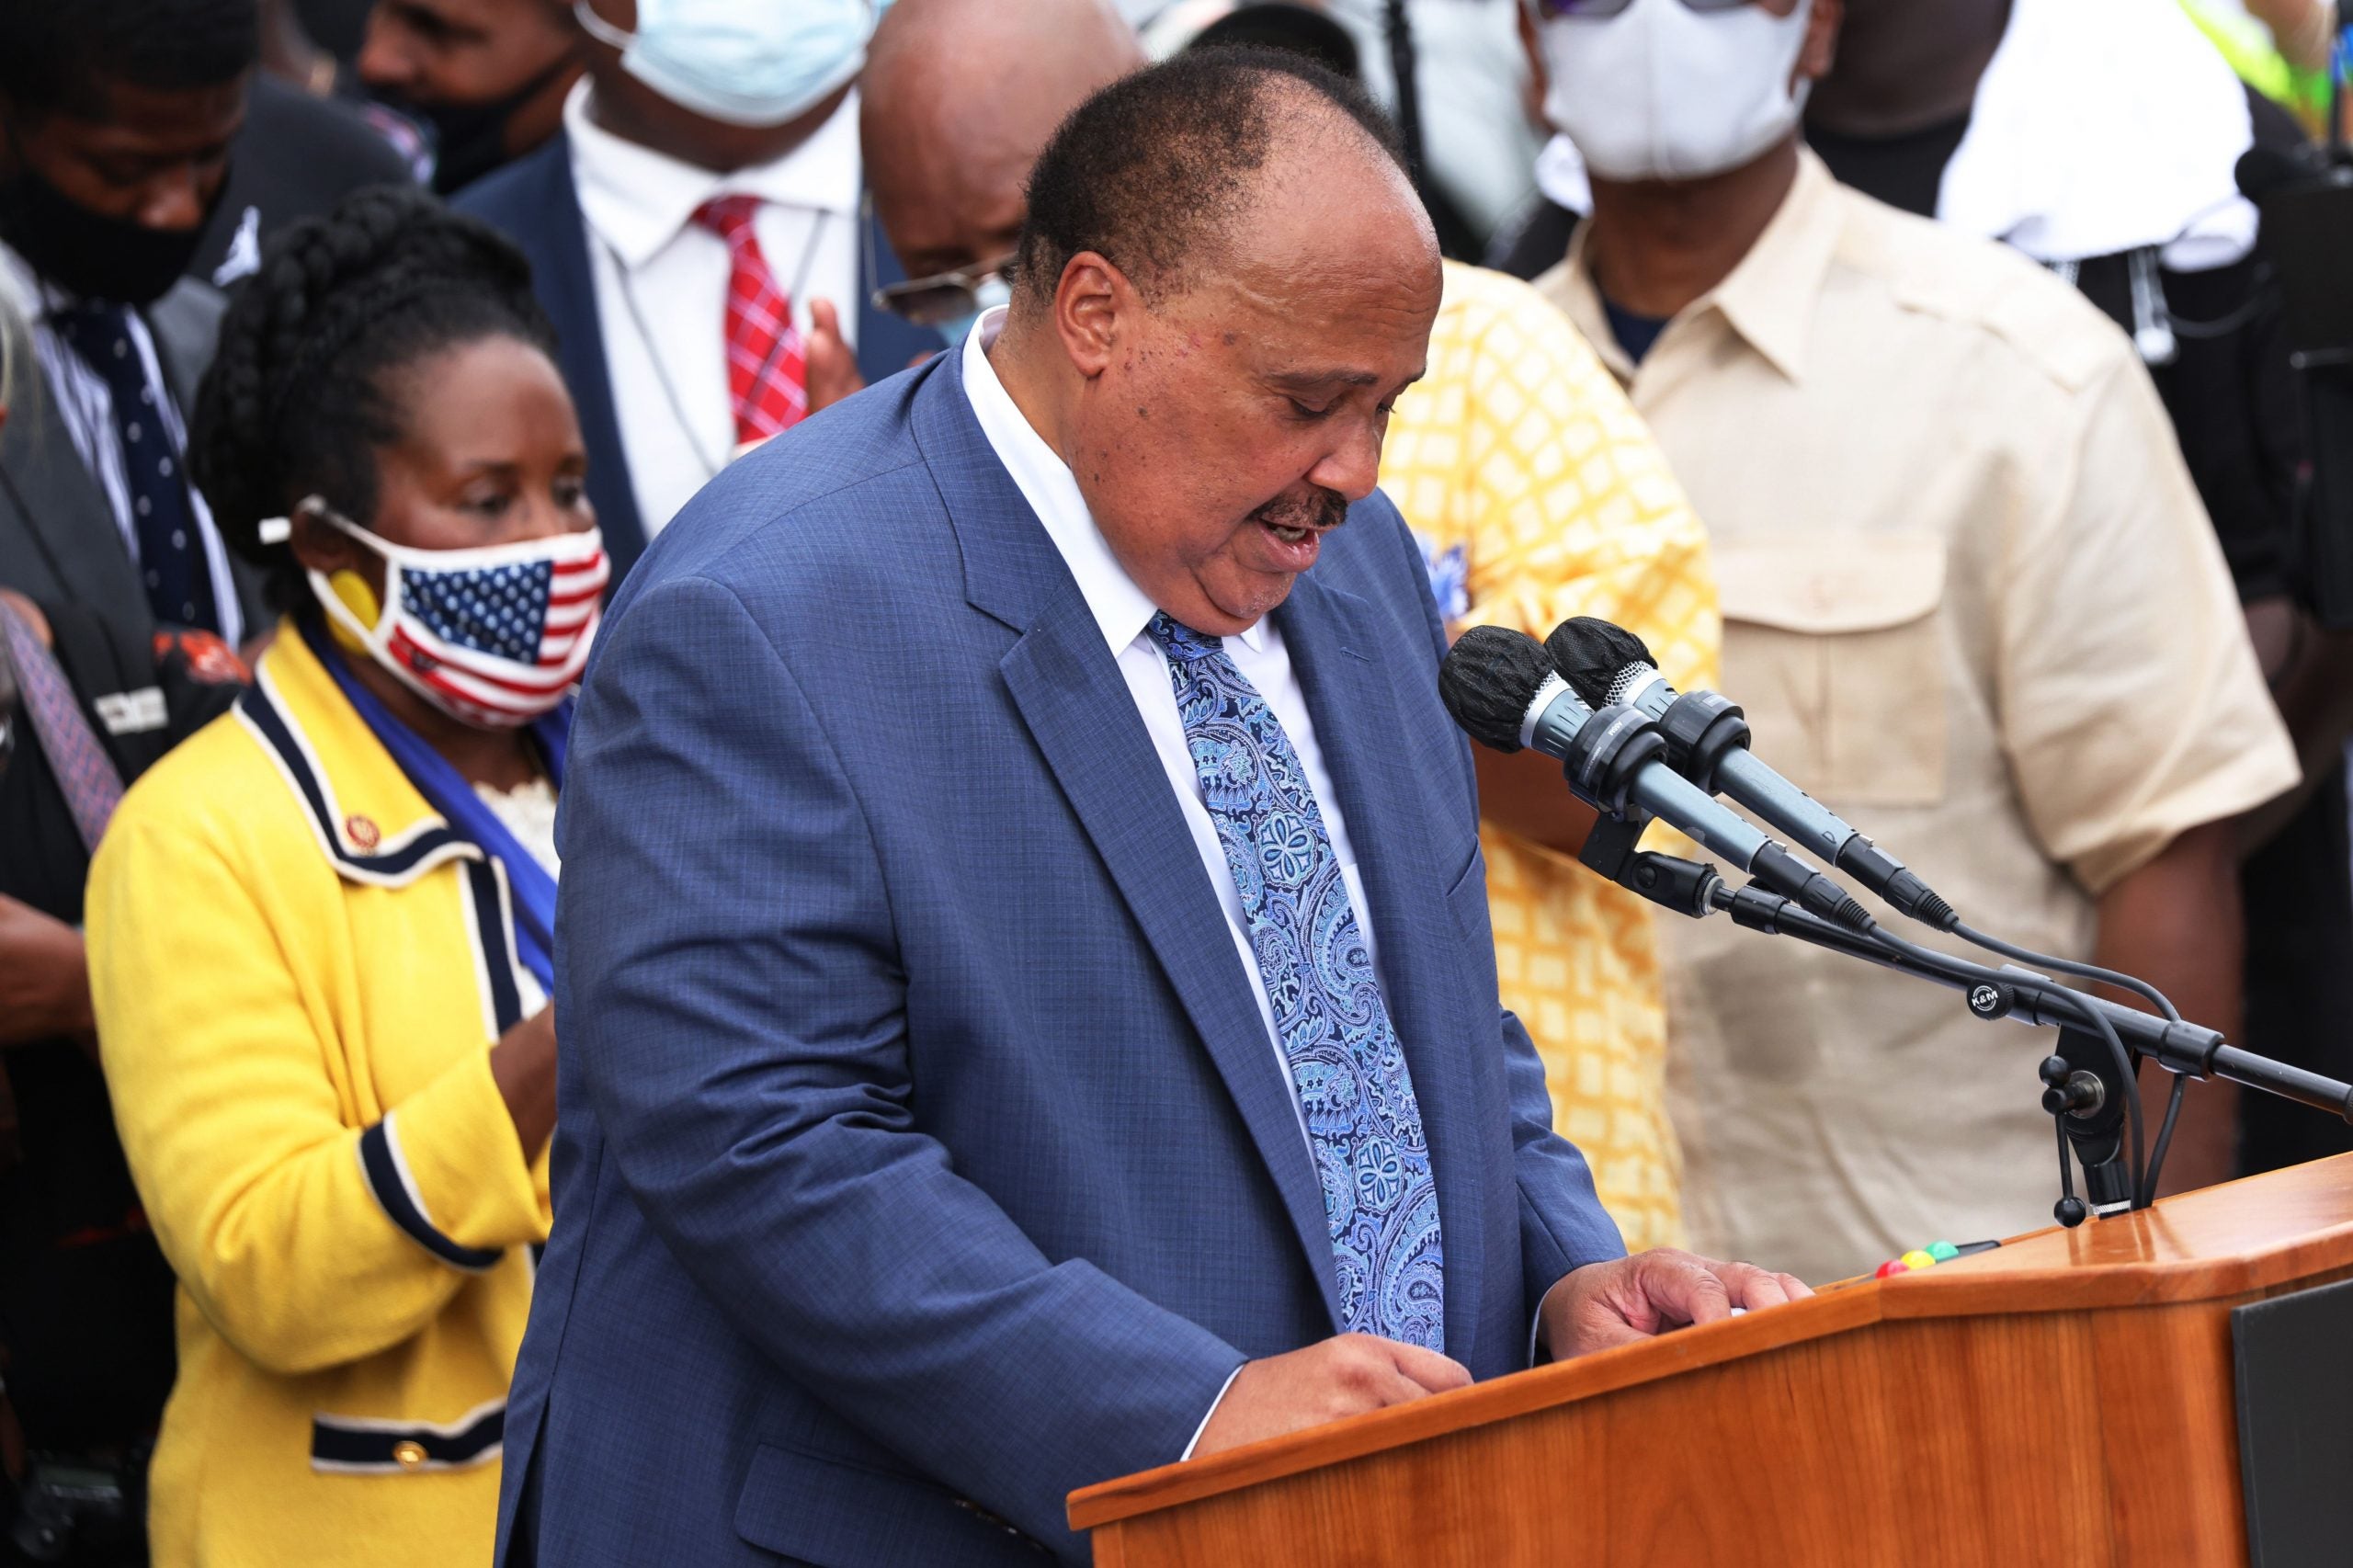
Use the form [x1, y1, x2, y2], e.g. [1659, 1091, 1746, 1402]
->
[311, 1401, 506, 1472]
[234, 678, 470, 882]
[358, 1119, 504, 1272]
[465, 859, 526, 1035]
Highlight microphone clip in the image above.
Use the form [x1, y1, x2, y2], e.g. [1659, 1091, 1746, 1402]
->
[1558, 701, 1670, 819]
[1576, 803, 1722, 922]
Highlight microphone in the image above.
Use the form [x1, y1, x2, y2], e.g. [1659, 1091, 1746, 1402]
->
[1438, 626, 1875, 931]
[1541, 618, 1959, 930]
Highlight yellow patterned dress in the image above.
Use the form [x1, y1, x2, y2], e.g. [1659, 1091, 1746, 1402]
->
[1380, 261, 1720, 1248]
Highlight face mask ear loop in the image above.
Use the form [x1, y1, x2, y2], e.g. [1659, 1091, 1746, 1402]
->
[296, 495, 400, 658]
[572, 0, 634, 51]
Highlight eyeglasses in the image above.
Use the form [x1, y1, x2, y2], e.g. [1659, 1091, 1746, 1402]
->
[1526, 0, 1756, 17]
[870, 255, 1020, 328]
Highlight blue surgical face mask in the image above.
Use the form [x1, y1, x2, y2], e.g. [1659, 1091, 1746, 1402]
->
[574, 0, 885, 129]
[938, 273, 1016, 348]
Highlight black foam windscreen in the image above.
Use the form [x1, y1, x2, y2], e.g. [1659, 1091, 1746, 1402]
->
[1438, 625, 1556, 754]
[1544, 618, 1654, 709]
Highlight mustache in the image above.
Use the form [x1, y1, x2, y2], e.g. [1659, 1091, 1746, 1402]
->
[1249, 488, 1349, 532]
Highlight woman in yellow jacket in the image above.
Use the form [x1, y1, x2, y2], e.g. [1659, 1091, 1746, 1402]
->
[85, 188, 605, 1565]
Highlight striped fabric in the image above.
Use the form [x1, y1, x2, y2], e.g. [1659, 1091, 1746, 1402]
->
[0, 597, 124, 851]
[694, 195, 810, 447]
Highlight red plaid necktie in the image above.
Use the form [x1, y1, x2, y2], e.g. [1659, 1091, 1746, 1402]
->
[0, 600, 124, 854]
[694, 195, 809, 447]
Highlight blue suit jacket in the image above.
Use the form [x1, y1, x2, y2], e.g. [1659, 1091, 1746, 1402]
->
[454, 132, 941, 586]
[502, 348, 1625, 1567]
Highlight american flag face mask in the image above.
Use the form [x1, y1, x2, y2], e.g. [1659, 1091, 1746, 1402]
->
[289, 495, 608, 729]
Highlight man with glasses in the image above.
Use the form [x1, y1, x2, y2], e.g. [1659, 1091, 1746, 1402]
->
[455, 0, 938, 585]
[861, 0, 1142, 346]
[1519, 0, 2301, 1283]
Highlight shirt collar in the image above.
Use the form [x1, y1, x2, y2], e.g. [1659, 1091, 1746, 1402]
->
[0, 241, 86, 324]
[564, 77, 864, 271]
[960, 305, 1270, 656]
[1564, 146, 1842, 387]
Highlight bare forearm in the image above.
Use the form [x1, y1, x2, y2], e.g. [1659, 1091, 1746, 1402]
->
[2092, 821, 2245, 1195]
[2239, 601, 2353, 852]
[0, 899, 94, 1048]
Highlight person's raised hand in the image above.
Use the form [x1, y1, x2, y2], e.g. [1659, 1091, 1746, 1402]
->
[1539, 1248, 1812, 1360]
[804, 299, 866, 414]
[1191, 1333, 1472, 1458]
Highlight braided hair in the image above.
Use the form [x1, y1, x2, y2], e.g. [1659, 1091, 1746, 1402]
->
[189, 185, 558, 609]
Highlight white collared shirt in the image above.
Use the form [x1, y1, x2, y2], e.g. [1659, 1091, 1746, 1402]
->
[565, 79, 863, 538]
[961, 307, 1386, 1145]
[0, 245, 244, 646]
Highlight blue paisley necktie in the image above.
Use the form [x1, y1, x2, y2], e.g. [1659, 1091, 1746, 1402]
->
[1148, 612, 1444, 1350]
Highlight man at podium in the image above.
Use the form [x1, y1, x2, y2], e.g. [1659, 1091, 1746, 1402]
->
[495, 49, 1806, 1568]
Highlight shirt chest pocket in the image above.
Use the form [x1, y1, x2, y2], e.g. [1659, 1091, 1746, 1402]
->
[1713, 533, 1949, 808]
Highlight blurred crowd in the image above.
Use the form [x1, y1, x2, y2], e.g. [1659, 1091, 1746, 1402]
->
[0, 0, 2345, 1562]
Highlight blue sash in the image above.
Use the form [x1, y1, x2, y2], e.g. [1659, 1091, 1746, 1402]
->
[302, 618, 567, 992]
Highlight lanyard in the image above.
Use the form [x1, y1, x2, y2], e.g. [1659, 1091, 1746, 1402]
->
[302, 617, 568, 992]
[603, 205, 835, 482]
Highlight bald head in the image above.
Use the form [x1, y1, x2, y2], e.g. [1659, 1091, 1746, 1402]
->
[863, 0, 1142, 286]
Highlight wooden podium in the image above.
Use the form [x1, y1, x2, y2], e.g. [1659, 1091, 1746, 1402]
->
[1068, 1155, 2353, 1567]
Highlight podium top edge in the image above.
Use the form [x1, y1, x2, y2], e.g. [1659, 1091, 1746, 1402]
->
[1068, 1153, 2353, 1532]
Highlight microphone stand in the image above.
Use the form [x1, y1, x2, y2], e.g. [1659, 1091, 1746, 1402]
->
[1578, 820, 2353, 1221]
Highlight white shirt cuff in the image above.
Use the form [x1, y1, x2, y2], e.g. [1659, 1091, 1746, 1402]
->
[1530, 1271, 1577, 1365]
[1180, 1365, 1248, 1460]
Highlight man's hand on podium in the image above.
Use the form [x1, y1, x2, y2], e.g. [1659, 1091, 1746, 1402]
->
[1539, 1248, 1813, 1359]
[1191, 1335, 1472, 1458]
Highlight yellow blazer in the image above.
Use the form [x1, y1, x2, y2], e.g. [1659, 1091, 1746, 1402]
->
[87, 623, 550, 1567]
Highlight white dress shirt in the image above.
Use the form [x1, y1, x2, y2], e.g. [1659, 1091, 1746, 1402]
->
[0, 246, 244, 646]
[565, 80, 863, 538]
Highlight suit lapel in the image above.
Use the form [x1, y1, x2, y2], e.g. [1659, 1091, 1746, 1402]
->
[0, 365, 147, 624]
[540, 142, 648, 582]
[1277, 571, 1489, 1357]
[915, 360, 1343, 1328]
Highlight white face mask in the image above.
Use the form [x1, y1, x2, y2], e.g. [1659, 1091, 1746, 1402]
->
[574, 0, 884, 129]
[1533, 0, 1815, 184]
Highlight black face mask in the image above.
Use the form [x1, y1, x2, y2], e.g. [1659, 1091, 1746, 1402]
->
[0, 156, 223, 307]
[374, 51, 575, 197]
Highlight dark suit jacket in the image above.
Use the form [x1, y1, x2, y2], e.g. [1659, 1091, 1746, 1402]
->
[455, 132, 941, 585]
[499, 348, 1625, 1567]
[0, 281, 267, 638]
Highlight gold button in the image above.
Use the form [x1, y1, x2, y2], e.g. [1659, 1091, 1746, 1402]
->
[392, 1440, 428, 1470]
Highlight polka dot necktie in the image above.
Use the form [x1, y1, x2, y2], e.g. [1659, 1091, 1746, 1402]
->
[693, 196, 810, 448]
[55, 301, 218, 633]
[1148, 611, 1445, 1350]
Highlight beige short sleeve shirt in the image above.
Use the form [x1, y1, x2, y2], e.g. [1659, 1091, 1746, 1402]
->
[1537, 151, 2300, 1282]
